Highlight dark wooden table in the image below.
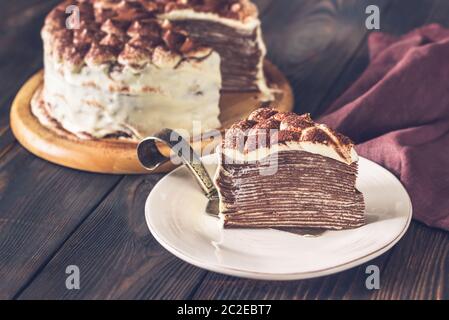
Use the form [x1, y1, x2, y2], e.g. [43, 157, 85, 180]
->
[1, 0, 448, 300]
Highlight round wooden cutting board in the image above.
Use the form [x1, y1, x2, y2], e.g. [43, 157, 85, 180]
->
[10, 61, 294, 174]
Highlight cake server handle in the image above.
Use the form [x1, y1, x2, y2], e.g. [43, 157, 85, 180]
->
[137, 128, 218, 201]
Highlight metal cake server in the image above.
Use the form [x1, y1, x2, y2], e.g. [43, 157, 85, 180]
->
[137, 128, 219, 217]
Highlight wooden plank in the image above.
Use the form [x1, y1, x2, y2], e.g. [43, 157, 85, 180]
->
[0, 131, 15, 160]
[0, 0, 60, 152]
[192, 256, 391, 300]
[0, 0, 59, 67]
[18, 175, 207, 300]
[0, 57, 45, 156]
[371, 222, 449, 299]
[0, 0, 59, 29]
[255, 0, 392, 115]
[0, 147, 123, 299]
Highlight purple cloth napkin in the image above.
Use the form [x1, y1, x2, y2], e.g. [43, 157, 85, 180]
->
[319, 24, 449, 231]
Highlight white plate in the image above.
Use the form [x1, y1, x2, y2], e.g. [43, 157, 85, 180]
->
[145, 155, 412, 280]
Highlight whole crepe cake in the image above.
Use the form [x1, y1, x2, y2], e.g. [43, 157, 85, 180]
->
[214, 108, 365, 230]
[32, 0, 273, 140]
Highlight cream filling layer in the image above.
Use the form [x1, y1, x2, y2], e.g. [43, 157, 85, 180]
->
[221, 142, 359, 165]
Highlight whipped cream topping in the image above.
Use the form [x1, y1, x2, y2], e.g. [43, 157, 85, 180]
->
[221, 108, 359, 164]
[222, 141, 358, 165]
